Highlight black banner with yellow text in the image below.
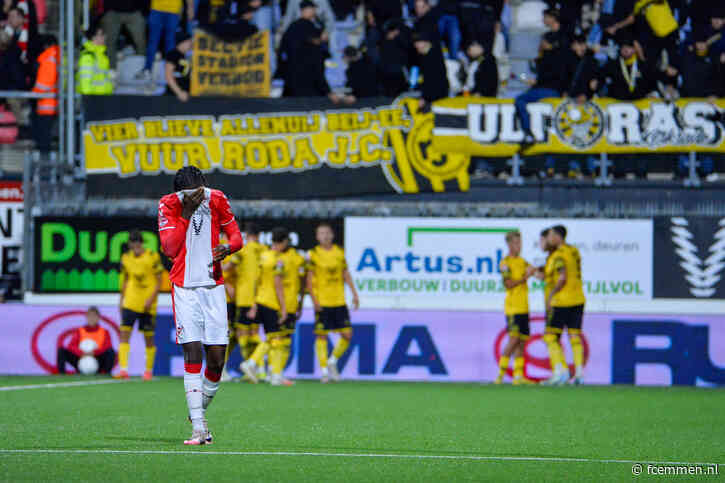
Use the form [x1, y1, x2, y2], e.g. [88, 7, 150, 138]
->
[82, 96, 471, 199]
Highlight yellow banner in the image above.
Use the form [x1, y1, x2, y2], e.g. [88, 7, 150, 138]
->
[190, 30, 270, 98]
[432, 97, 725, 156]
[82, 98, 472, 195]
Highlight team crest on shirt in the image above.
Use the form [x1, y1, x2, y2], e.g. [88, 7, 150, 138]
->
[553, 100, 605, 149]
[176, 324, 184, 339]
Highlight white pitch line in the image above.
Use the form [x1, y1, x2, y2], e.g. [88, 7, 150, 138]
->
[0, 449, 721, 467]
[0, 379, 133, 391]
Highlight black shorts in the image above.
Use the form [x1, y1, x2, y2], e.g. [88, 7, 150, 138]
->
[257, 304, 283, 336]
[505, 314, 530, 339]
[280, 313, 298, 336]
[235, 306, 255, 328]
[315, 306, 351, 334]
[548, 305, 584, 333]
[121, 308, 156, 334]
[227, 303, 236, 324]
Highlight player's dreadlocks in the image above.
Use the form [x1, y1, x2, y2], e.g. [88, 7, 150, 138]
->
[173, 166, 207, 192]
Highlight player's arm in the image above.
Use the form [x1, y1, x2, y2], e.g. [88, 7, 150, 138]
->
[546, 260, 567, 311]
[158, 198, 189, 259]
[274, 262, 287, 320]
[343, 268, 360, 310]
[305, 253, 321, 312]
[119, 258, 128, 310]
[145, 254, 163, 312]
[246, 254, 263, 320]
[501, 262, 530, 289]
[296, 264, 307, 318]
[213, 192, 243, 261]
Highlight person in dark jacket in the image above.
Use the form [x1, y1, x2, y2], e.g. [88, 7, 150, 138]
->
[678, 31, 722, 98]
[564, 35, 599, 102]
[280, 0, 340, 101]
[601, 33, 658, 100]
[414, 30, 449, 108]
[462, 41, 498, 96]
[457, 0, 500, 53]
[343, 46, 379, 100]
[515, 31, 568, 140]
[378, 18, 412, 97]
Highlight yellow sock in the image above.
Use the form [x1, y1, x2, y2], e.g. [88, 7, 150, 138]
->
[570, 334, 583, 369]
[119, 342, 130, 370]
[144, 346, 156, 372]
[248, 330, 261, 358]
[316, 338, 328, 368]
[237, 335, 250, 359]
[281, 338, 292, 371]
[544, 334, 565, 371]
[269, 339, 284, 376]
[498, 355, 510, 377]
[250, 341, 269, 367]
[513, 356, 524, 379]
[332, 337, 350, 360]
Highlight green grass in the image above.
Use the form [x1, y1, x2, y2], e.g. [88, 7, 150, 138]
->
[1, 377, 723, 482]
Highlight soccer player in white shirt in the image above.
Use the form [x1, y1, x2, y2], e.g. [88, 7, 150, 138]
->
[158, 166, 243, 445]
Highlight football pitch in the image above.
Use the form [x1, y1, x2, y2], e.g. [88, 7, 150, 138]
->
[1, 376, 722, 482]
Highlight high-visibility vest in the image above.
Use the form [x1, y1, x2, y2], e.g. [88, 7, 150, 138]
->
[32, 45, 59, 116]
[78, 326, 107, 351]
[77, 41, 113, 95]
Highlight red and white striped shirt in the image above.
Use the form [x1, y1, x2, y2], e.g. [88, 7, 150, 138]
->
[158, 188, 242, 288]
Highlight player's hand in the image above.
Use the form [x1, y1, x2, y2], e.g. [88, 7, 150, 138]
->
[247, 305, 257, 320]
[213, 244, 230, 262]
[143, 297, 154, 312]
[313, 300, 321, 313]
[525, 266, 537, 278]
[178, 91, 190, 102]
[280, 310, 288, 322]
[181, 187, 204, 219]
[352, 294, 360, 310]
[545, 300, 552, 314]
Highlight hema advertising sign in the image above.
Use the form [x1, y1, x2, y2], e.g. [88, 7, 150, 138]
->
[3, 306, 723, 386]
[345, 217, 653, 304]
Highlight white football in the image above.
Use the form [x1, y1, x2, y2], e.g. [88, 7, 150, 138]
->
[78, 355, 99, 375]
[79, 339, 98, 354]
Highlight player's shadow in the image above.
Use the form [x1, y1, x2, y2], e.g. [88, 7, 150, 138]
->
[105, 436, 180, 444]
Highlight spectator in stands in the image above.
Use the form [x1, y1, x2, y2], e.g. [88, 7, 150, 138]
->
[413, 0, 438, 45]
[280, 0, 335, 40]
[56, 307, 116, 375]
[78, 24, 113, 95]
[212, 1, 259, 41]
[413, 30, 449, 109]
[165, 31, 193, 102]
[3, 7, 27, 62]
[563, 35, 599, 102]
[435, 0, 462, 60]
[600, 33, 658, 100]
[678, 31, 723, 98]
[280, 0, 341, 101]
[377, 18, 412, 98]
[542, 8, 569, 52]
[137, 0, 195, 81]
[457, 0, 500, 54]
[462, 41, 498, 97]
[364, 0, 403, 64]
[702, 10, 725, 58]
[515, 31, 566, 143]
[100, 0, 146, 72]
[546, 0, 585, 37]
[0, 29, 25, 90]
[31, 34, 58, 153]
[606, 0, 679, 67]
[343, 45, 378, 99]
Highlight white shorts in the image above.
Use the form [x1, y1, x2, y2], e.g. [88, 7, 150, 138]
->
[172, 284, 229, 345]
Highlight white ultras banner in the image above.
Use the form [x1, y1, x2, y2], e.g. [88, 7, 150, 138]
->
[345, 217, 653, 309]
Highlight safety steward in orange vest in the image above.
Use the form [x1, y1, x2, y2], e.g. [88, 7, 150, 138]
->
[31, 34, 59, 152]
[57, 306, 117, 374]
